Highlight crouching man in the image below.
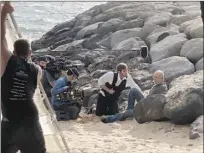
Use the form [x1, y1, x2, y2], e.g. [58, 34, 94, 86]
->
[96, 63, 143, 116]
[51, 68, 81, 120]
[101, 70, 168, 123]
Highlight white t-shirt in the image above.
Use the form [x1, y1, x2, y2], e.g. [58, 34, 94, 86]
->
[98, 71, 142, 92]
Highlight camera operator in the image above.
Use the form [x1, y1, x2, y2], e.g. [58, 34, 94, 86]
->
[51, 68, 81, 120]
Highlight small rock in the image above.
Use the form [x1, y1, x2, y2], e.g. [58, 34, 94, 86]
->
[189, 115, 203, 139]
[195, 58, 203, 71]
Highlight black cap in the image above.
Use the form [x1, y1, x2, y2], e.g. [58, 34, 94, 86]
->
[37, 56, 47, 62]
[67, 67, 79, 79]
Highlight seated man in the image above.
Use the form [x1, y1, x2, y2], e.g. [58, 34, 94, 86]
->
[51, 68, 81, 120]
[96, 63, 144, 116]
[101, 70, 168, 123]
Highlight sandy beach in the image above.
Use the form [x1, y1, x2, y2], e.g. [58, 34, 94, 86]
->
[57, 115, 203, 153]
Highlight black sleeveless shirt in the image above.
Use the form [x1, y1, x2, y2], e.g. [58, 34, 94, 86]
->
[103, 72, 127, 98]
[1, 55, 39, 121]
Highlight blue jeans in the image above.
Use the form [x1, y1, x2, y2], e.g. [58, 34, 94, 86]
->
[103, 88, 144, 123]
[127, 88, 145, 110]
[104, 109, 134, 123]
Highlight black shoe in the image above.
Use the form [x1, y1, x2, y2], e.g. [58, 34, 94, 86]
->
[101, 117, 108, 123]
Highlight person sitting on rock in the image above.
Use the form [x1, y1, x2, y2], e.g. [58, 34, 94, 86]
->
[51, 68, 81, 120]
[101, 70, 168, 123]
[96, 63, 143, 116]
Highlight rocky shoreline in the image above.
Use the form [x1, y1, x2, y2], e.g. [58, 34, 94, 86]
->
[32, 2, 203, 140]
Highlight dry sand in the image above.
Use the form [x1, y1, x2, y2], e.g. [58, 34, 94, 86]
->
[57, 115, 203, 153]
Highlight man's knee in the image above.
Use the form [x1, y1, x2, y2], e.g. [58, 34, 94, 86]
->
[129, 88, 141, 95]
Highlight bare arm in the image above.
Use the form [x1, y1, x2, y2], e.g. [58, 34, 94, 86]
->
[1, 2, 14, 77]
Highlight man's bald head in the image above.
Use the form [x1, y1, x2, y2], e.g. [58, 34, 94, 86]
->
[153, 70, 165, 84]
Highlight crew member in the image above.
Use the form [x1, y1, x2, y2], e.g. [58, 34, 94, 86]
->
[1, 3, 46, 153]
[101, 70, 168, 123]
[51, 68, 81, 120]
[96, 63, 143, 116]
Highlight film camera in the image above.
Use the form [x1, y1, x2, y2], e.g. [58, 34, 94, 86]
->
[56, 85, 83, 106]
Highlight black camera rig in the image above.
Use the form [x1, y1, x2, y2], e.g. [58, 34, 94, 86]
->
[56, 86, 83, 106]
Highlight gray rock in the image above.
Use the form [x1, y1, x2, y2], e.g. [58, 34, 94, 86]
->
[149, 56, 195, 83]
[90, 70, 109, 78]
[97, 32, 113, 49]
[180, 38, 203, 63]
[188, 23, 203, 38]
[117, 17, 144, 30]
[171, 15, 192, 25]
[139, 24, 161, 40]
[97, 18, 124, 37]
[134, 94, 167, 124]
[189, 115, 204, 139]
[88, 55, 116, 72]
[82, 34, 101, 49]
[163, 70, 203, 124]
[131, 70, 154, 91]
[114, 50, 140, 64]
[146, 26, 179, 48]
[144, 12, 172, 26]
[150, 33, 188, 62]
[75, 15, 92, 27]
[164, 87, 203, 125]
[75, 22, 103, 40]
[179, 17, 201, 33]
[111, 28, 142, 48]
[112, 37, 146, 51]
[195, 58, 203, 71]
[53, 39, 85, 52]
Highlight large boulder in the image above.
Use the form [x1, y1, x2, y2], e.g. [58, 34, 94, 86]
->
[75, 22, 103, 40]
[97, 18, 124, 37]
[180, 38, 203, 63]
[149, 56, 195, 83]
[117, 17, 144, 30]
[139, 24, 161, 40]
[82, 34, 101, 49]
[195, 58, 203, 71]
[134, 94, 167, 124]
[112, 37, 146, 51]
[170, 15, 193, 25]
[150, 33, 188, 62]
[188, 23, 203, 38]
[189, 115, 204, 139]
[144, 12, 171, 26]
[111, 28, 142, 48]
[179, 17, 202, 33]
[146, 26, 179, 48]
[163, 71, 203, 125]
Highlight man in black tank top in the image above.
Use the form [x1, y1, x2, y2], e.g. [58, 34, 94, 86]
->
[96, 63, 143, 116]
[1, 3, 46, 153]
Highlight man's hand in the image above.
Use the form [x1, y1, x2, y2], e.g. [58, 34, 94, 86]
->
[108, 89, 115, 94]
[1, 2, 14, 15]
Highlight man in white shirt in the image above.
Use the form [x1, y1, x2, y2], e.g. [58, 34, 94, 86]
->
[96, 63, 144, 116]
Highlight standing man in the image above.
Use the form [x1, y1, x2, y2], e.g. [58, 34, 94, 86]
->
[1, 3, 46, 153]
[96, 63, 143, 116]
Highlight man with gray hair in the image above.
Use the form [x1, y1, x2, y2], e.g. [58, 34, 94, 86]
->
[101, 70, 168, 123]
[96, 63, 143, 116]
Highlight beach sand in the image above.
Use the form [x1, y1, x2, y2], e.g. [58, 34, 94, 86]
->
[57, 115, 203, 153]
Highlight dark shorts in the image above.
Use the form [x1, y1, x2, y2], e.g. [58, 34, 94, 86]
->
[96, 94, 119, 116]
[1, 119, 46, 153]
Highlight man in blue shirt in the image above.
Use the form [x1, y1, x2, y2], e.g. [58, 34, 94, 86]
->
[51, 68, 80, 120]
